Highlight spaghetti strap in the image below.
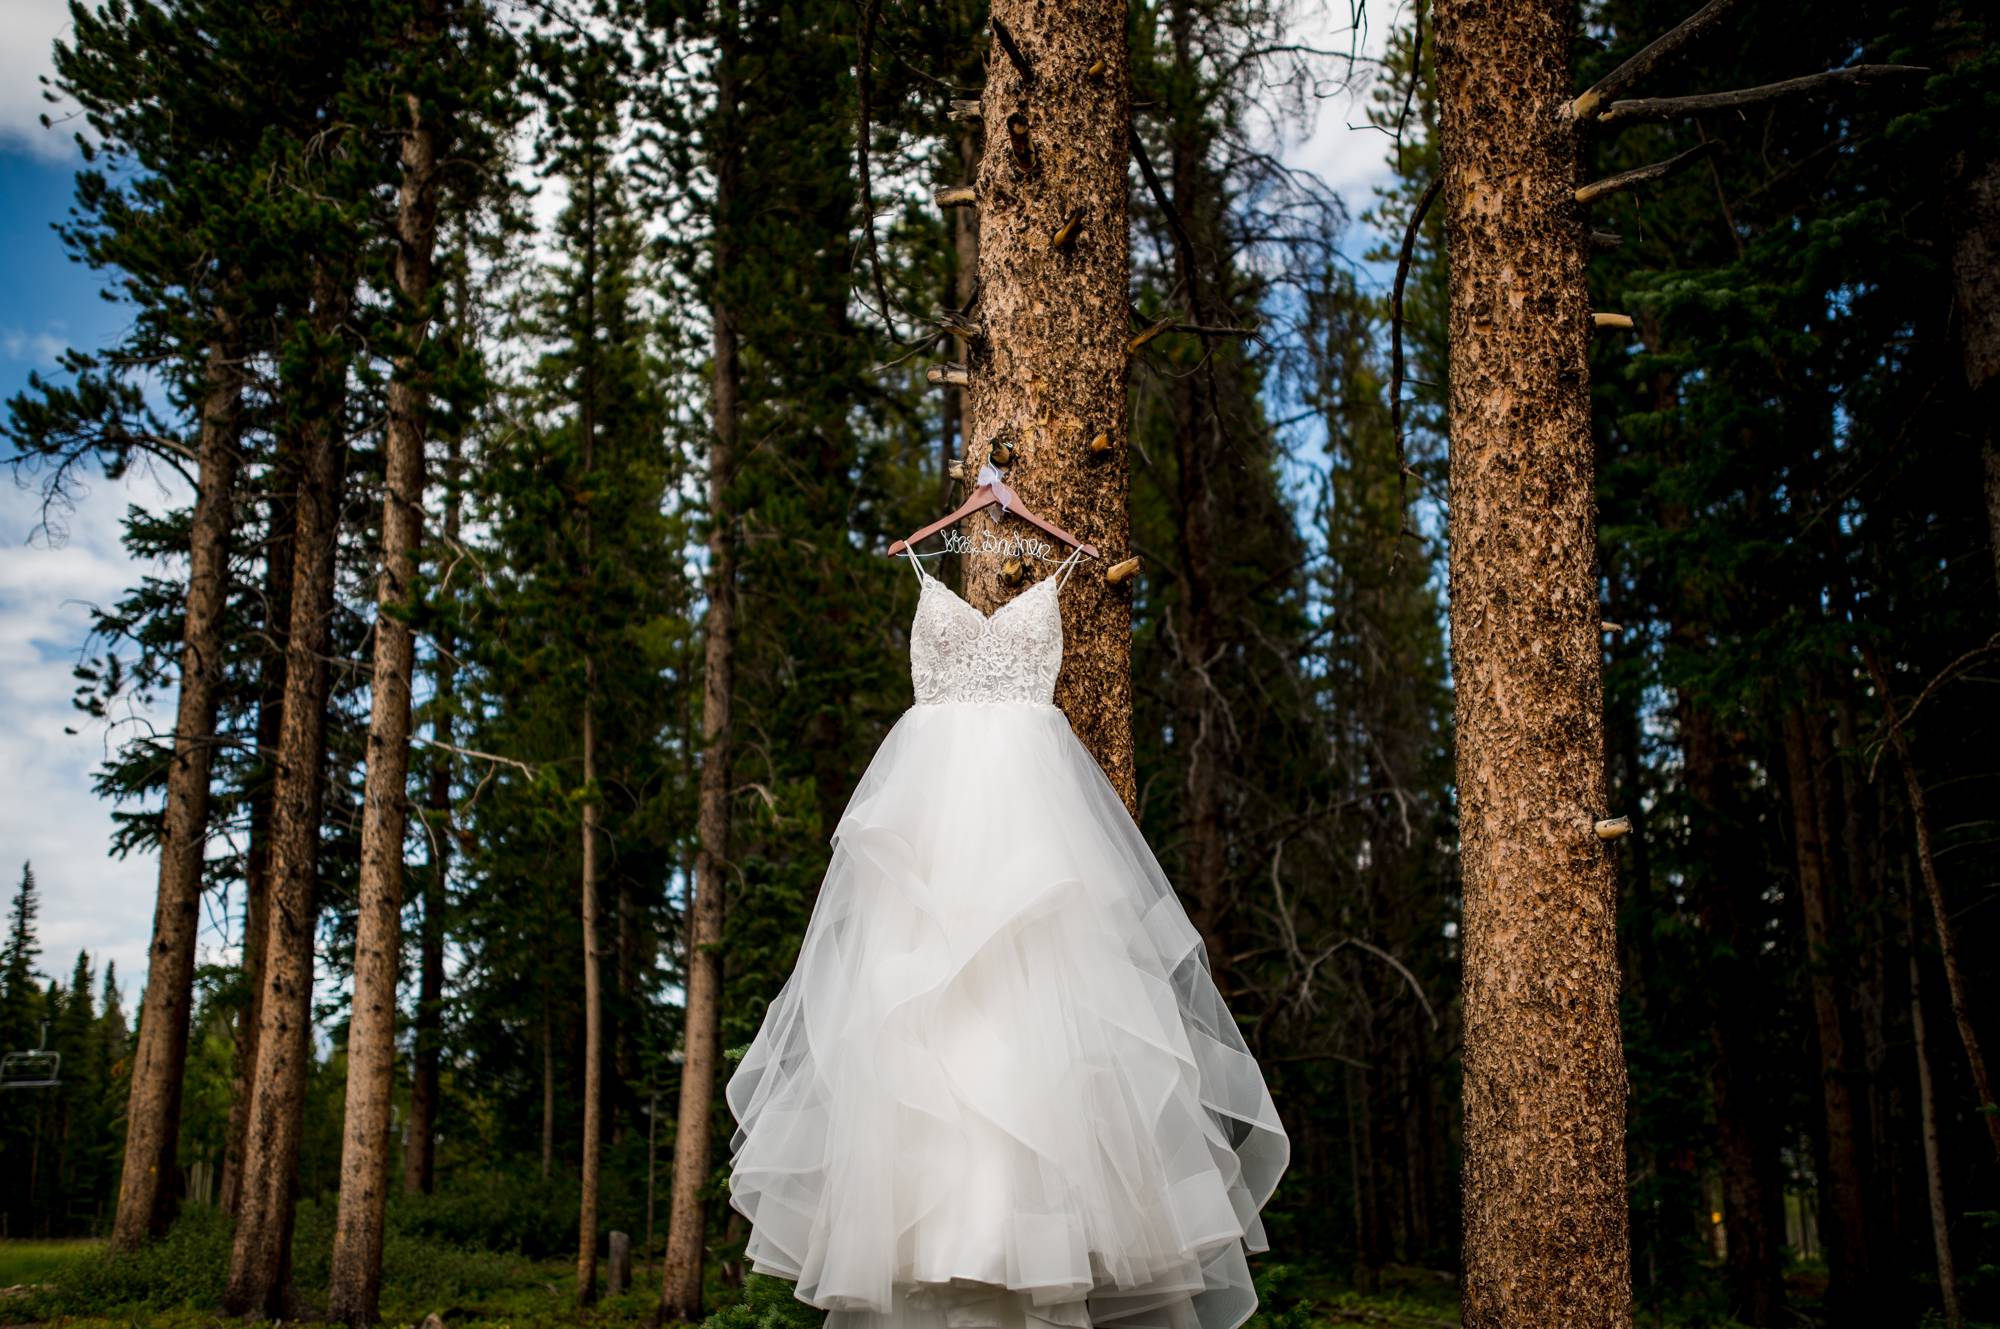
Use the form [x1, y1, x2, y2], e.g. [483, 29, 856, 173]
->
[1055, 545, 1087, 590]
[902, 546, 927, 584]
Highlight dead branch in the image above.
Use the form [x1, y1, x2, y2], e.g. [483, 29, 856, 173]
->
[990, 15, 1035, 86]
[1574, 140, 1716, 205]
[1567, 0, 1749, 121]
[934, 184, 977, 208]
[1389, 173, 1444, 550]
[1596, 64, 1929, 126]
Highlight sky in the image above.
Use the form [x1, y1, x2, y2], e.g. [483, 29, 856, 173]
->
[0, 0, 1398, 1011]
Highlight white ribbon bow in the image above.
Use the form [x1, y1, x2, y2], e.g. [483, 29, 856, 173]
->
[976, 461, 1017, 514]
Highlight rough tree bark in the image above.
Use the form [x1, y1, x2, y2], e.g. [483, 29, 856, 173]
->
[659, 16, 738, 1314]
[960, 0, 1135, 811]
[221, 458, 295, 1217]
[110, 305, 244, 1250]
[329, 17, 441, 1314]
[223, 268, 351, 1319]
[1429, 0, 1633, 1322]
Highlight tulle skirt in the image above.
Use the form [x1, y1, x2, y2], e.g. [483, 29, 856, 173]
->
[724, 701, 1288, 1329]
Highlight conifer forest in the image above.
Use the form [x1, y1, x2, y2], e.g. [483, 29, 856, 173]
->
[2, 0, 1998, 1325]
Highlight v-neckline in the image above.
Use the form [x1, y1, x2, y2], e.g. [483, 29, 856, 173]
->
[918, 569, 1056, 623]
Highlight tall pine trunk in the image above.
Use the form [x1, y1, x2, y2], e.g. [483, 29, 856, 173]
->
[659, 22, 738, 1311]
[111, 305, 244, 1250]
[329, 18, 441, 1313]
[1907, 861, 1963, 1329]
[575, 117, 606, 1309]
[222, 463, 296, 1216]
[404, 422, 459, 1197]
[223, 268, 351, 1319]
[961, 0, 1134, 807]
[1429, 1, 1632, 1321]
[1779, 702, 1875, 1323]
[1681, 693, 1785, 1324]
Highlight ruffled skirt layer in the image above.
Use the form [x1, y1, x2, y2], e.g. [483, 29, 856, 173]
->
[725, 702, 1288, 1329]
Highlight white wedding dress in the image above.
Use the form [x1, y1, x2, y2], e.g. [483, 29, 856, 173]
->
[724, 548, 1288, 1329]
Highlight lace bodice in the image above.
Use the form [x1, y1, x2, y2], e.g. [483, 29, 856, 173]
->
[907, 552, 1081, 706]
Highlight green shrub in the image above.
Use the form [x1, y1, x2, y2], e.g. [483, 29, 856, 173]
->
[11, 1206, 231, 1316]
[696, 1273, 828, 1329]
[388, 1172, 582, 1259]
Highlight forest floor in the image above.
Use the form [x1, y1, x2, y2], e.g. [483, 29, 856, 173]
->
[0, 1234, 1875, 1329]
[0, 1233, 1477, 1329]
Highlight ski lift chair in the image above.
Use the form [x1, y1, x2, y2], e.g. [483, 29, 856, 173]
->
[1, 1023, 61, 1089]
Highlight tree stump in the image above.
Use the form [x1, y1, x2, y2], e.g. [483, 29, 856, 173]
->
[608, 1231, 631, 1297]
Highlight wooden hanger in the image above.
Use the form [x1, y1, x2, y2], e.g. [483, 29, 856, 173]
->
[888, 464, 1100, 559]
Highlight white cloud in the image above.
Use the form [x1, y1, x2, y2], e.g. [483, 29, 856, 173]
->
[0, 461, 196, 1006]
[1, 0, 86, 162]
[1282, 0, 1403, 274]
[3, 324, 68, 368]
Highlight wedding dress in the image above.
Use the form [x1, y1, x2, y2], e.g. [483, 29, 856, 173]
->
[724, 546, 1289, 1329]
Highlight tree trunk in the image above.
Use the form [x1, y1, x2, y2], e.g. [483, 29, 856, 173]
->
[222, 472, 295, 1218]
[575, 111, 606, 1310]
[1681, 695, 1785, 1325]
[329, 27, 440, 1315]
[660, 28, 738, 1312]
[223, 269, 351, 1319]
[1779, 704, 1875, 1323]
[1840, 627, 2000, 1163]
[110, 308, 244, 1251]
[541, 991, 556, 1181]
[1940, 12, 2000, 597]
[1161, 0, 1231, 979]
[960, 0, 1135, 810]
[403, 450, 453, 1196]
[1429, 1, 1633, 1322]
[1907, 860, 1963, 1329]
[949, 118, 979, 515]
[578, 684, 604, 1303]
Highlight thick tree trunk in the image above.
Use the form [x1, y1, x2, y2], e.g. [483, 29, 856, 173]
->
[222, 468, 295, 1217]
[329, 32, 439, 1316]
[223, 270, 351, 1319]
[961, 0, 1135, 810]
[111, 310, 244, 1250]
[1429, 1, 1632, 1322]
[659, 27, 738, 1314]
[1779, 704, 1875, 1323]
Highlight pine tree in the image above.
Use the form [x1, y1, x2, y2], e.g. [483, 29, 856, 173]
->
[1428, 0, 1632, 1321]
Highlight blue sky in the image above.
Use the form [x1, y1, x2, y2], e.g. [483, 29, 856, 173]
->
[0, 0, 1400, 1007]
[2, 57, 190, 995]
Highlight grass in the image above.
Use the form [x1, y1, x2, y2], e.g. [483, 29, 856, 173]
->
[0, 1241, 102, 1292]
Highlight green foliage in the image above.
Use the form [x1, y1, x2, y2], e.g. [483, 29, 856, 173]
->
[697, 1273, 830, 1329]
[387, 1174, 584, 1260]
